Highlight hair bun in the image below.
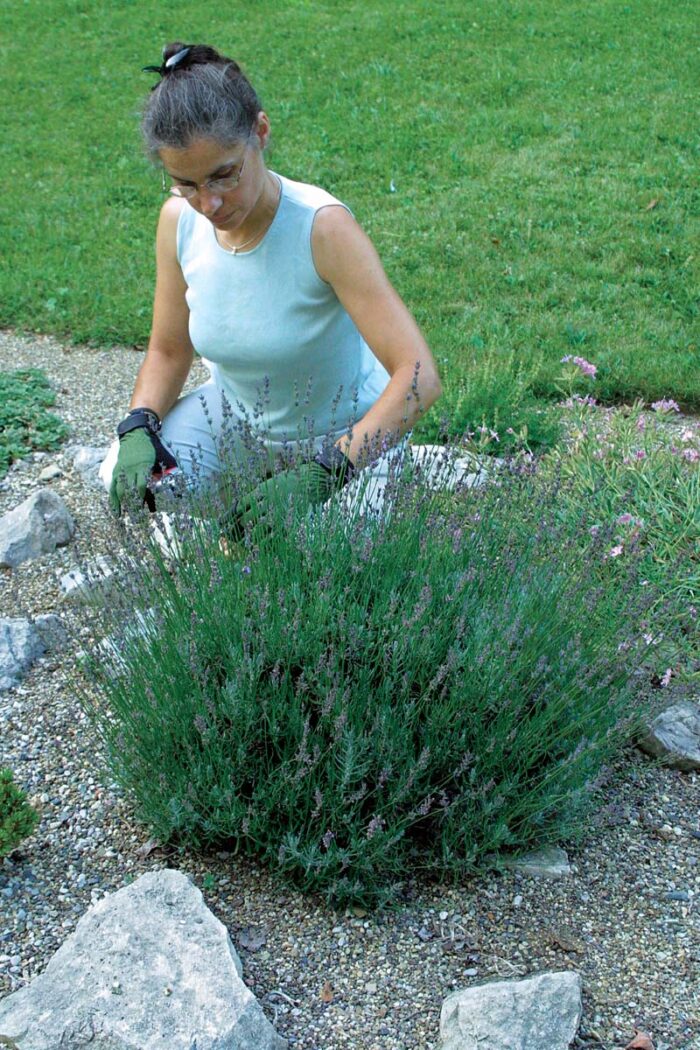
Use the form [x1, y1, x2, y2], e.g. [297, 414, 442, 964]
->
[143, 41, 241, 86]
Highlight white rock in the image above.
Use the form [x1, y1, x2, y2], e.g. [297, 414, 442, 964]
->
[0, 489, 75, 567]
[506, 846, 571, 879]
[69, 444, 111, 491]
[71, 445, 110, 474]
[440, 971, 582, 1050]
[0, 869, 287, 1049]
[60, 556, 116, 605]
[637, 701, 700, 771]
[38, 463, 63, 481]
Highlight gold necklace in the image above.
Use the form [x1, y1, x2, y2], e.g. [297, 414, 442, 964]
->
[218, 178, 281, 255]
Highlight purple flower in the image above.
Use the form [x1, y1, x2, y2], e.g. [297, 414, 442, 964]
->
[616, 513, 634, 525]
[366, 815, 385, 839]
[241, 565, 252, 575]
[651, 398, 680, 413]
[635, 449, 646, 460]
[561, 355, 597, 378]
[563, 394, 597, 408]
[682, 448, 699, 463]
[322, 830, 335, 850]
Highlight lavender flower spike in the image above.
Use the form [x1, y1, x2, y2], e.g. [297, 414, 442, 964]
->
[651, 398, 680, 413]
[561, 354, 597, 379]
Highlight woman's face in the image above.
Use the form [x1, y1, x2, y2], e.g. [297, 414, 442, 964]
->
[159, 115, 270, 232]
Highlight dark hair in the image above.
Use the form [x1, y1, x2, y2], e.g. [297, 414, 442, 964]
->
[141, 42, 262, 157]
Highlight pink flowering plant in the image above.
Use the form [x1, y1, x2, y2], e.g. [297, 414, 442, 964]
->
[545, 394, 699, 680]
[555, 354, 600, 410]
[78, 396, 669, 907]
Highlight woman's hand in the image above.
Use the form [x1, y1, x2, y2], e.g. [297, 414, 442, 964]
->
[223, 457, 352, 544]
[109, 430, 157, 514]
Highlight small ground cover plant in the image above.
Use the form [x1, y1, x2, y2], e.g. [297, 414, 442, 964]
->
[0, 768, 40, 858]
[0, 369, 69, 478]
[80, 420, 668, 907]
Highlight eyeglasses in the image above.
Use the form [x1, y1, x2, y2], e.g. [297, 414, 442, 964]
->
[162, 150, 248, 199]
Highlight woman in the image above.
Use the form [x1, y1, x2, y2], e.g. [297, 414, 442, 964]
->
[102, 42, 443, 531]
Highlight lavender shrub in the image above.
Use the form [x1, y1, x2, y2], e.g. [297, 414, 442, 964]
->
[79, 406, 665, 908]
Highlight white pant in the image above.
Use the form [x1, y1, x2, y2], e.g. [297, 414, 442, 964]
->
[100, 379, 412, 520]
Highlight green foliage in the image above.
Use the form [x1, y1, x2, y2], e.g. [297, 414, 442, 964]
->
[0, 369, 69, 478]
[540, 401, 700, 679]
[80, 447, 663, 907]
[415, 347, 562, 452]
[1, 0, 699, 416]
[0, 768, 40, 858]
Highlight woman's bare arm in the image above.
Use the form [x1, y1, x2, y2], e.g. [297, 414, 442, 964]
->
[129, 196, 195, 418]
[311, 205, 443, 466]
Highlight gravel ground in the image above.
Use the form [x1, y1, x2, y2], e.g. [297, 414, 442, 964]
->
[1, 329, 699, 1050]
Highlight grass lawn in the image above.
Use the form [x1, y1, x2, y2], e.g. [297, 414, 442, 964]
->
[1, 0, 698, 433]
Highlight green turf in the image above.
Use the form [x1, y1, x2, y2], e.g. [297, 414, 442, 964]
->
[1, 0, 698, 414]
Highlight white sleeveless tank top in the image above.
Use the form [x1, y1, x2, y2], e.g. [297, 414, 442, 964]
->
[176, 174, 391, 444]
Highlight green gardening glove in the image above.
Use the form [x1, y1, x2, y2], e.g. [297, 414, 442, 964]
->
[109, 429, 156, 515]
[224, 456, 353, 545]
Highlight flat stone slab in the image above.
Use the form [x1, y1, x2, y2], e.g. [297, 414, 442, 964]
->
[440, 971, 582, 1050]
[637, 701, 700, 771]
[0, 869, 286, 1049]
[505, 846, 571, 879]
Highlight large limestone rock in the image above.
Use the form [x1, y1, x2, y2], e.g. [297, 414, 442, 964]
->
[637, 701, 700, 771]
[440, 971, 582, 1050]
[0, 489, 75, 568]
[0, 869, 286, 1049]
[0, 615, 66, 692]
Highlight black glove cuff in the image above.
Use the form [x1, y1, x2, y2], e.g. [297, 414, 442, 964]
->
[313, 446, 356, 486]
[116, 407, 161, 440]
